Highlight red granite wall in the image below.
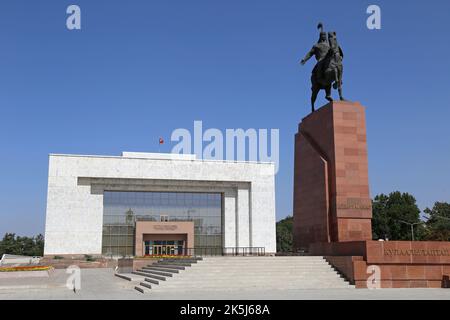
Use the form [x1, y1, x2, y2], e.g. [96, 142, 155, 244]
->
[313, 241, 450, 288]
[293, 133, 330, 250]
[293, 101, 372, 250]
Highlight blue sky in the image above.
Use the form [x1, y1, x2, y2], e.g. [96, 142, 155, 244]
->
[1, 0, 449, 236]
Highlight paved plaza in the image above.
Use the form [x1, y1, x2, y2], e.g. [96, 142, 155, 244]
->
[0, 269, 450, 300]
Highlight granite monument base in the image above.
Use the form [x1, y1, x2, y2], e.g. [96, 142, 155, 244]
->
[310, 241, 450, 288]
[293, 101, 372, 250]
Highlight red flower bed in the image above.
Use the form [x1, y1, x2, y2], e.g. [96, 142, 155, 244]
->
[0, 266, 53, 272]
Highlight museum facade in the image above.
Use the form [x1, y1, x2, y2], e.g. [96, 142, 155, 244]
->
[44, 152, 276, 257]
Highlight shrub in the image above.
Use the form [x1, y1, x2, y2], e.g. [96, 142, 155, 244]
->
[84, 254, 96, 262]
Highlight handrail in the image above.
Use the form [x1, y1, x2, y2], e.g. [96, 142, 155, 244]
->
[176, 247, 266, 256]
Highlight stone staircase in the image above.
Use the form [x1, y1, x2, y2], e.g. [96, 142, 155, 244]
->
[115, 257, 203, 293]
[115, 256, 354, 293]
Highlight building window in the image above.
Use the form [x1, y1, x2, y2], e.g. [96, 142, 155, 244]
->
[102, 191, 223, 256]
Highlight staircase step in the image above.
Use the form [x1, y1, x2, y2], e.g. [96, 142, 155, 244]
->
[197, 262, 330, 264]
[158, 262, 192, 267]
[132, 271, 166, 281]
[165, 277, 345, 282]
[155, 283, 352, 288]
[134, 286, 146, 294]
[114, 273, 132, 281]
[153, 264, 186, 270]
[186, 269, 338, 273]
[158, 278, 350, 284]
[145, 277, 160, 285]
[143, 266, 180, 273]
[187, 265, 334, 269]
[137, 269, 173, 277]
[200, 258, 326, 260]
[140, 282, 152, 289]
[152, 286, 352, 292]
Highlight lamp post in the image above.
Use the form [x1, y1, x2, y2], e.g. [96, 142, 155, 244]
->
[397, 220, 422, 241]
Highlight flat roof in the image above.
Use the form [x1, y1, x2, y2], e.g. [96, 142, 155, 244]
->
[49, 152, 275, 165]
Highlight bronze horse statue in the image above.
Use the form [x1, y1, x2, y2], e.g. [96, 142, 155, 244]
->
[300, 23, 345, 112]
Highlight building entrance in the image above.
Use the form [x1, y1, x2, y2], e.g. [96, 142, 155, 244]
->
[144, 240, 184, 256]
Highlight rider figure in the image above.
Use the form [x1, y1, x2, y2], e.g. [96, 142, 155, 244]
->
[300, 24, 329, 80]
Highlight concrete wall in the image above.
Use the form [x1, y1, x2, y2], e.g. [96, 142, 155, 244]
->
[44, 153, 276, 255]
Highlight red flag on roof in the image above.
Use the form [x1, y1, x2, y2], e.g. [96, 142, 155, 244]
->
[159, 137, 164, 145]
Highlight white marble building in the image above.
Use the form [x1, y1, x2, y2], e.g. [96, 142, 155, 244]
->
[44, 152, 276, 256]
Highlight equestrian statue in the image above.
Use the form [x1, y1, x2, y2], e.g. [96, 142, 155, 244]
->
[300, 23, 345, 113]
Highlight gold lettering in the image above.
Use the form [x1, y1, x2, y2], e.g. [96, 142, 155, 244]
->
[383, 247, 450, 257]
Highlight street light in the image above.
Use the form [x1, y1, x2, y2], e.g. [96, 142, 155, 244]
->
[397, 220, 422, 241]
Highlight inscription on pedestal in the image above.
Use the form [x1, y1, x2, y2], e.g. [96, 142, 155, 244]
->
[384, 248, 450, 257]
[336, 198, 372, 210]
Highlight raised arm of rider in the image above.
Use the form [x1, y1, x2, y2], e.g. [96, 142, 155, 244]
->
[301, 47, 315, 64]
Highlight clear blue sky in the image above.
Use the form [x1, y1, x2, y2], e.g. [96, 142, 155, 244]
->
[1, 0, 449, 236]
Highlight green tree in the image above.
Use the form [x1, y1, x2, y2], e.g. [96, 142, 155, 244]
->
[17, 235, 35, 256]
[424, 202, 450, 241]
[372, 191, 425, 240]
[33, 234, 45, 256]
[0, 233, 19, 255]
[0, 233, 45, 257]
[276, 216, 293, 252]
[372, 194, 389, 240]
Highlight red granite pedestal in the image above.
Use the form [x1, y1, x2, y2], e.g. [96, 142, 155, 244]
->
[293, 101, 372, 251]
[293, 101, 450, 288]
[310, 241, 450, 288]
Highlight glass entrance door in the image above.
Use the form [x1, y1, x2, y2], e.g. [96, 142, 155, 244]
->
[153, 245, 162, 255]
[144, 240, 184, 256]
